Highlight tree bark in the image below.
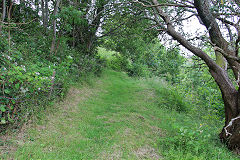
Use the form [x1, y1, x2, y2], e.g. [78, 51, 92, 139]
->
[41, 0, 46, 28]
[41, 0, 48, 30]
[45, 0, 48, 26]
[194, 0, 240, 151]
[7, 0, 12, 49]
[151, 0, 240, 152]
[50, 0, 61, 53]
[0, 0, 6, 34]
[86, 1, 106, 53]
[193, 0, 240, 121]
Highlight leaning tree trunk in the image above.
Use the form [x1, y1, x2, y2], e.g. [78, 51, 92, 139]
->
[210, 69, 240, 152]
[218, 86, 240, 152]
[194, 0, 240, 151]
[151, 0, 240, 153]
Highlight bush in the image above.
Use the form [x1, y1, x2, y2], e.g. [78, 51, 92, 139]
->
[0, 52, 73, 127]
[127, 62, 151, 77]
[0, 36, 104, 130]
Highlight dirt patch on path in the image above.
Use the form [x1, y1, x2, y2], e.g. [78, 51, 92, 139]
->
[134, 145, 163, 160]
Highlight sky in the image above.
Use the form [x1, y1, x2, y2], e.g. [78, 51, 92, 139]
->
[158, 14, 207, 57]
[179, 16, 206, 56]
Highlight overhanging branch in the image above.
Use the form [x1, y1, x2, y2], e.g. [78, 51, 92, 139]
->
[132, 0, 195, 8]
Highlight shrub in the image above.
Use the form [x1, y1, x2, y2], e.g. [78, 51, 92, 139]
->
[127, 62, 151, 77]
[0, 59, 52, 126]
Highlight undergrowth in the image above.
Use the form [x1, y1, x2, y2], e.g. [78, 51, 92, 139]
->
[143, 76, 238, 159]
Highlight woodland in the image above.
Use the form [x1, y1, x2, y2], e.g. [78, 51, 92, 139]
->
[0, 0, 240, 159]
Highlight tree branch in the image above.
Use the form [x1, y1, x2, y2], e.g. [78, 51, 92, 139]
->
[132, 0, 195, 8]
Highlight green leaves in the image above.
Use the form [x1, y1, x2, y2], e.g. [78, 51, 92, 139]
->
[0, 118, 6, 124]
[59, 6, 87, 30]
[15, 83, 20, 90]
[4, 89, 10, 94]
[0, 105, 6, 112]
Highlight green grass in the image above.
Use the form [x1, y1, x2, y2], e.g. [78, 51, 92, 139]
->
[1, 70, 239, 159]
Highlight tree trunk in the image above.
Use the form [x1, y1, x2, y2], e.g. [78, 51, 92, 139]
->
[41, 0, 48, 30]
[0, 0, 6, 34]
[45, 0, 48, 26]
[151, 0, 240, 152]
[41, 0, 46, 28]
[193, 0, 240, 151]
[50, 0, 61, 53]
[86, 2, 105, 54]
[72, 23, 75, 47]
[7, 0, 12, 49]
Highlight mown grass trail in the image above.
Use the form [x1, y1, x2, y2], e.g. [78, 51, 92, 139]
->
[2, 70, 163, 159]
[1, 70, 239, 159]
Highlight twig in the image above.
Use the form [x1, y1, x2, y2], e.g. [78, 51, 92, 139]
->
[48, 70, 56, 99]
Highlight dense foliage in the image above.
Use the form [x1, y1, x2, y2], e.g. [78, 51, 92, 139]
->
[0, 0, 105, 130]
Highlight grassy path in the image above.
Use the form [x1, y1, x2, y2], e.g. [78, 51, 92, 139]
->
[4, 70, 163, 159]
[1, 70, 239, 160]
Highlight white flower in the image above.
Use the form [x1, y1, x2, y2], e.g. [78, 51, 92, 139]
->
[35, 72, 40, 75]
[20, 87, 29, 93]
[21, 65, 26, 72]
[67, 55, 73, 59]
[7, 56, 12, 60]
[38, 88, 41, 90]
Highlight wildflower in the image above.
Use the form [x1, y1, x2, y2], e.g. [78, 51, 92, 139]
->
[21, 65, 26, 72]
[67, 55, 73, 59]
[7, 56, 12, 60]
[20, 87, 29, 93]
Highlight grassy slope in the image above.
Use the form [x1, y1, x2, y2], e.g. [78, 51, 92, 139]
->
[1, 70, 239, 159]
